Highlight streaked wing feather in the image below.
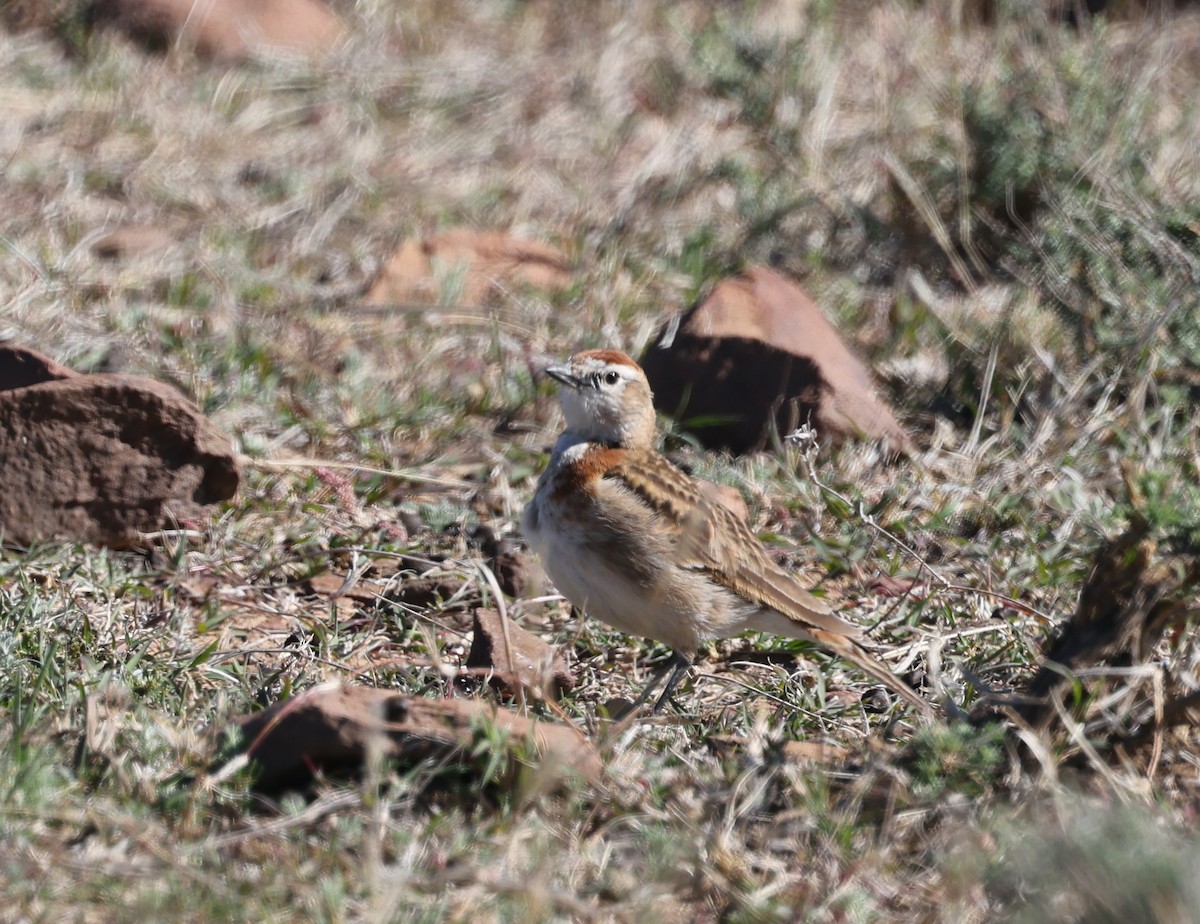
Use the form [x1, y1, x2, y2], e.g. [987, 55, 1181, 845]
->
[601, 449, 931, 717]
[604, 450, 857, 636]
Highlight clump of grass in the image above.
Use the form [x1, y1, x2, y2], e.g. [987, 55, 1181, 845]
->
[982, 799, 1200, 923]
[906, 721, 1008, 800]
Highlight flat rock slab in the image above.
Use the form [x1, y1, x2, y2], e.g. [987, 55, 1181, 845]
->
[0, 351, 239, 547]
[92, 224, 176, 260]
[640, 266, 914, 455]
[229, 683, 600, 791]
[92, 0, 344, 61]
[365, 229, 573, 307]
[465, 607, 574, 699]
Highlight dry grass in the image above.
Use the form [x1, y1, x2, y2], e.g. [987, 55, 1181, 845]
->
[2, 1, 1200, 920]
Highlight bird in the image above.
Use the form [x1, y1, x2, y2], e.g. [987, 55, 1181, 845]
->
[520, 348, 930, 716]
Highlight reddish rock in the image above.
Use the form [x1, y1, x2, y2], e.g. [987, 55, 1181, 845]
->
[0, 372, 239, 547]
[382, 574, 469, 611]
[468, 524, 541, 599]
[228, 683, 600, 790]
[0, 345, 76, 392]
[465, 525, 547, 597]
[466, 607, 574, 698]
[92, 0, 343, 61]
[640, 267, 914, 455]
[869, 575, 925, 598]
[365, 230, 572, 307]
[489, 546, 538, 598]
[92, 225, 175, 260]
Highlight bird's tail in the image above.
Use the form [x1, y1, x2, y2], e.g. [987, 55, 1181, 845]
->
[809, 627, 932, 717]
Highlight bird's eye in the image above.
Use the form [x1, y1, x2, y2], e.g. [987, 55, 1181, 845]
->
[603, 370, 620, 386]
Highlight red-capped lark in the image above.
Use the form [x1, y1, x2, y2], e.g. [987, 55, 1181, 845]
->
[521, 349, 930, 715]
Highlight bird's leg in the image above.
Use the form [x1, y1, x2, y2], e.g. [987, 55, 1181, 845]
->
[652, 650, 693, 714]
[620, 650, 693, 716]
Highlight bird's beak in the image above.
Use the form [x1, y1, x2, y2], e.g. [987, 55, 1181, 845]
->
[544, 363, 584, 389]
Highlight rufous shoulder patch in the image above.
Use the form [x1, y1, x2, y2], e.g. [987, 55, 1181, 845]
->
[550, 444, 625, 502]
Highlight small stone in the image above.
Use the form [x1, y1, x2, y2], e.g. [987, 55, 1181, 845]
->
[224, 683, 600, 791]
[0, 369, 239, 547]
[91, 0, 344, 62]
[490, 547, 538, 598]
[91, 225, 175, 260]
[640, 266, 914, 455]
[465, 608, 574, 698]
[365, 229, 572, 307]
[467, 524, 542, 598]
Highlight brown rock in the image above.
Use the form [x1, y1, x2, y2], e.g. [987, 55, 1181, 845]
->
[365, 230, 572, 307]
[92, 0, 343, 61]
[381, 574, 468, 611]
[228, 683, 600, 791]
[640, 266, 914, 455]
[780, 739, 852, 764]
[465, 608, 574, 698]
[869, 575, 925, 598]
[707, 734, 850, 766]
[468, 525, 541, 599]
[92, 225, 175, 260]
[0, 345, 76, 392]
[305, 572, 353, 599]
[488, 547, 538, 598]
[0, 373, 239, 547]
